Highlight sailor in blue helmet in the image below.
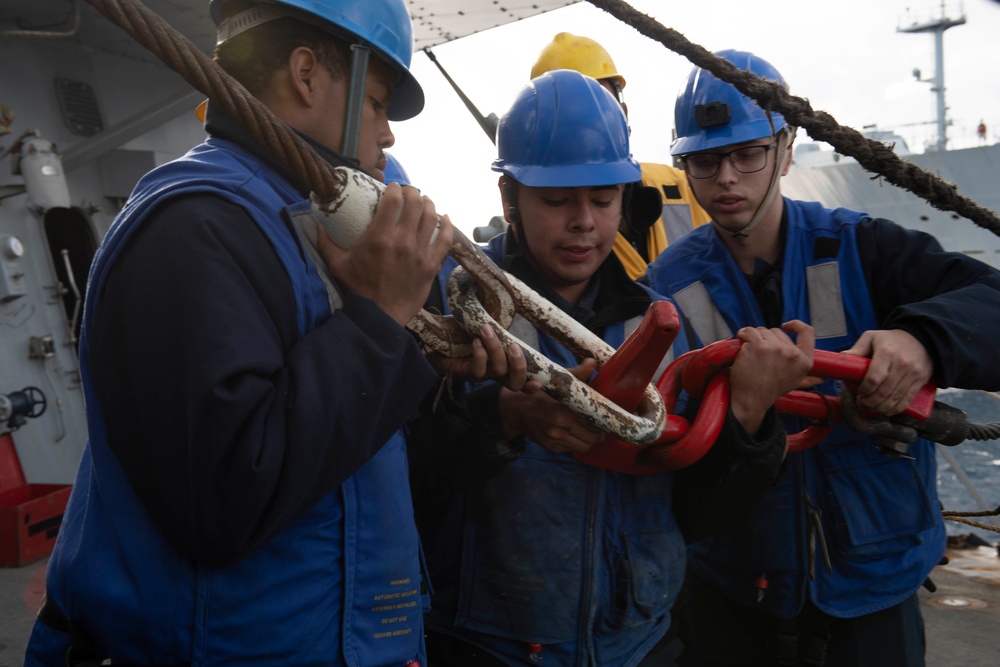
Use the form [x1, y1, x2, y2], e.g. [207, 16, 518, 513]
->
[529, 32, 711, 279]
[410, 68, 817, 667]
[23, 1, 519, 665]
[646, 50, 1000, 666]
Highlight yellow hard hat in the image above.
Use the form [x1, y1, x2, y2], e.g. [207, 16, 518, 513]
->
[529, 32, 626, 90]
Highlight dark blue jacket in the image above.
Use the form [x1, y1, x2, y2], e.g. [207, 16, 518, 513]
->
[25, 127, 437, 665]
[414, 233, 788, 666]
[646, 198, 1000, 618]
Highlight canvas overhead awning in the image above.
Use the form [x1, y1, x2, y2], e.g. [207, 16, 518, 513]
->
[0, 1, 582, 61]
[407, 0, 582, 50]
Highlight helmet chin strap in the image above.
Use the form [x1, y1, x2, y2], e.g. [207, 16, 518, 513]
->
[725, 128, 792, 239]
[340, 44, 370, 162]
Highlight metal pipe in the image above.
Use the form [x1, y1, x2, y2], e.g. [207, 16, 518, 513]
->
[340, 45, 370, 161]
[423, 48, 498, 144]
[60, 249, 81, 347]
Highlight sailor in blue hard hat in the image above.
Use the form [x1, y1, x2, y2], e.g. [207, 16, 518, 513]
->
[22, 2, 475, 665]
[670, 48, 794, 241]
[492, 68, 649, 302]
[647, 50, 1000, 667]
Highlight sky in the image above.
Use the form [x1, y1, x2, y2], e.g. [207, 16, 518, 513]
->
[387, 0, 1000, 238]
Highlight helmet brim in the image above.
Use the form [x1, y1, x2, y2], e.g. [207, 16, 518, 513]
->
[492, 159, 641, 189]
[671, 117, 785, 156]
[388, 70, 424, 121]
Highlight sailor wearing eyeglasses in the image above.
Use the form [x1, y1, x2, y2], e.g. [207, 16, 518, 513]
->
[644, 50, 1000, 667]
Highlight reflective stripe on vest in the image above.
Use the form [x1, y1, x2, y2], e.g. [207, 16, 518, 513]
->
[661, 202, 695, 246]
[806, 261, 848, 339]
[673, 261, 848, 344]
[672, 282, 732, 344]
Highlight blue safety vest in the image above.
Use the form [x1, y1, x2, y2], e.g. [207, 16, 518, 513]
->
[426, 236, 687, 666]
[646, 198, 944, 619]
[24, 138, 427, 666]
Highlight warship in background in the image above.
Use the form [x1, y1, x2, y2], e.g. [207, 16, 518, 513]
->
[783, 5, 1000, 263]
[782, 4, 1000, 541]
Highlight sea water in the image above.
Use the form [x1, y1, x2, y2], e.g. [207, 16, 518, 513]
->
[933, 389, 1000, 545]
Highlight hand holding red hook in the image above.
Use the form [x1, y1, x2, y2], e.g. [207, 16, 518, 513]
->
[574, 301, 939, 474]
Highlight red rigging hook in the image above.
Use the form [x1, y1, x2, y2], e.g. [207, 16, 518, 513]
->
[575, 306, 940, 474]
[775, 353, 936, 453]
[574, 301, 688, 474]
[588, 300, 678, 409]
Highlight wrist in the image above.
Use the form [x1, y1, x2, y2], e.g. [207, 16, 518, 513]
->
[730, 395, 767, 437]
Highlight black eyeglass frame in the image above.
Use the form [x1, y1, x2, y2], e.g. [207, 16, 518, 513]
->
[680, 142, 779, 179]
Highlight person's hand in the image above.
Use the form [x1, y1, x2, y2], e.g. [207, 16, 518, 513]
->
[315, 183, 454, 326]
[497, 359, 603, 453]
[842, 329, 933, 416]
[729, 320, 815, 435]
[427, 325, 543, 392]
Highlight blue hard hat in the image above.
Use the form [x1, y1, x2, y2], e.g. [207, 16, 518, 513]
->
[671, 49, 788, 156]
[210, 0, 423, 120]
[383, 152, 411, 186]
[492, 69, 640, 188]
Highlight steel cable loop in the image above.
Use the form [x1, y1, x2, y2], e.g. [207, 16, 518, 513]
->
[408, 237, 518, 358]
[446, 267, 667, 445]
[447, 237, 517, 331]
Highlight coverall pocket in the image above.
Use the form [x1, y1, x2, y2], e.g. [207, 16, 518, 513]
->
[824, 455, 936, 559]
[611, 526, 685, 629]
[454, 455, 587, 644]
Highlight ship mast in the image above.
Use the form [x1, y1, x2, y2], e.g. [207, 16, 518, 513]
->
[898, 1, 966, 151]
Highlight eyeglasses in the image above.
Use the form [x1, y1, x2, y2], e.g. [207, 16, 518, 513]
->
[681, 142, 778, 179]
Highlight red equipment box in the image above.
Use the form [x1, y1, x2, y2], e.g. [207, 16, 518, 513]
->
[0, 433, 71, 567]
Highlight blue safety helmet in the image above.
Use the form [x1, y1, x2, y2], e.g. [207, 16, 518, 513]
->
[492, 69, 640, 188]
[210, 0, 423, 120]
[382, 152, 411, 186]
[671, 49, 788, 156]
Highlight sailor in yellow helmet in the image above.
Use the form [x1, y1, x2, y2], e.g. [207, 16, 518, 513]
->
[531, 32, 710, 279]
